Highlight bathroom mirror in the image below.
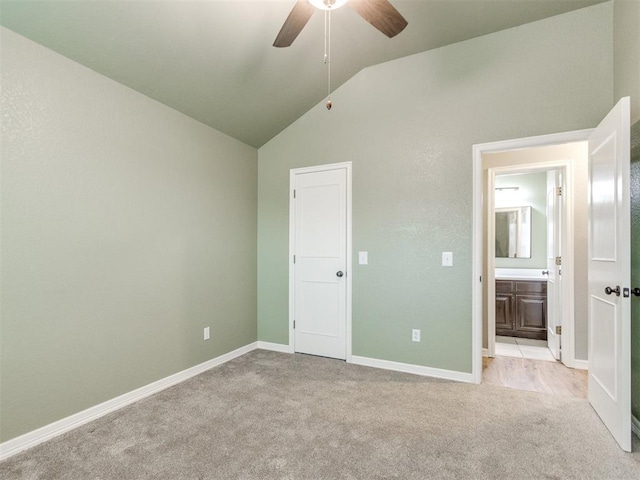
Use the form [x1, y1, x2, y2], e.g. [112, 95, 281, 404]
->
[495, 206, 531, 258]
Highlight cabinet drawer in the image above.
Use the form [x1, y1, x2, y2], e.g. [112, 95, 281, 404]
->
[516, 281, 546, 294]
[496, 280, 514, 294]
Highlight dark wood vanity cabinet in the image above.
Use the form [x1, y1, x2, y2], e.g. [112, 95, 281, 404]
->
[495, 280, 547, 340]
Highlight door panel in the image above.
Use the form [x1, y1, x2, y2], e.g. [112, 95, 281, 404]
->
[299, 184, 341, 257]
[546, 170, 562, 359]
[517, 296, 546, 331]
[293, 168, 347, 360]
[590, 296, 617, 399]
[298, 280, 340, 336]
[495, 294, 514, 333]
[588, 97, 631, 452]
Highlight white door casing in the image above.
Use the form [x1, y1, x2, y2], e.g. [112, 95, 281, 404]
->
[587, 97, 631, 452]
[473, 129, 590, 383]
[289, 163, 351, 360]
[546, 170, 562, 360]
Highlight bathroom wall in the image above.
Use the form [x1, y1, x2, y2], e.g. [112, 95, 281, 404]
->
[494, 172, 547, 269]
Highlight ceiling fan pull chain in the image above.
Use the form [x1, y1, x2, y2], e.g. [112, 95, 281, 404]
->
[325, 9, 332, 110]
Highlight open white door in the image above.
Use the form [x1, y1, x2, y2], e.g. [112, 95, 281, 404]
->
[546, 170, 562, 360]
[292, 166, 348, 360]
[588, 97, 631, 452]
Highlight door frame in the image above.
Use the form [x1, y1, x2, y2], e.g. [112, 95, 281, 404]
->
[472, 129, 592, 383]
[486, 163, 569, 359]
[288, 161, 353, 361]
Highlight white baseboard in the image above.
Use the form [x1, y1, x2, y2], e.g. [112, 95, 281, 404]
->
[482, 348, 490, 357]
[0, 342, 259, 461]
[632, 415, 640, 440]
[256, 341, 291, 353]
[351, 355, 474, 384]
[572, 359, 588, 370]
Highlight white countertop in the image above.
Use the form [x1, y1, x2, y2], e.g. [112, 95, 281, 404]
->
[495, 268, 547, 281]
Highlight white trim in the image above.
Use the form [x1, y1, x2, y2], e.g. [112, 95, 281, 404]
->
[572, 359, 589, 370]
[482, 348, 490, 357]
[471, 137, 484, 383]
[289, 162, 353, 362]
[472, 129, 592, 385]
[0, 342, 258, 461]
[256, 341, 291, 353]
[486, 170, 496, 358]
[632, 415, 640, 439]
[351, 356, 475, 384]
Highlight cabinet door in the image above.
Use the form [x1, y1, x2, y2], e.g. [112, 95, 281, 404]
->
[495, 294, 515, 334]
[515, 295, 547, 340]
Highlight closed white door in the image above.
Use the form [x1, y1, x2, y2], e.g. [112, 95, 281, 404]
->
[292, 167, 347, 360]
[546, 170, 562, 360]
[588, 97, 631, 452]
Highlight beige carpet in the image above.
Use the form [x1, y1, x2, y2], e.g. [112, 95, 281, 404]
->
[1, 349, 639, 479]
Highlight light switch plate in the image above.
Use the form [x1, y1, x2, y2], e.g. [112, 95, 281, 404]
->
[359, 251, 368, 265]
[412, 329, 421, 342]
[442, 252, 453, 267]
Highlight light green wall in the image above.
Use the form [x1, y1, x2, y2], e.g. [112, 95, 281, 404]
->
[613, 0, 640, 123]
[494, 172, 547, 269]
[257, 4, 614, 373]
[631, 120, 640, 422]
[0, 27, 258, 442]
[612, 0, 640, 425]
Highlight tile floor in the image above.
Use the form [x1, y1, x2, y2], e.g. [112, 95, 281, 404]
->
[495, 336, 557, 362]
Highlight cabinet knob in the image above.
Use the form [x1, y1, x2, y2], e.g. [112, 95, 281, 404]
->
[541, 270, 549, 276]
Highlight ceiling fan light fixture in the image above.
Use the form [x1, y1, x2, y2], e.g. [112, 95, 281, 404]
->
[308, 0, 348, 11]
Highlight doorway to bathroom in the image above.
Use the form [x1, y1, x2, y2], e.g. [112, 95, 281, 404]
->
[473, 132, 591, 399]
[491, 167, 564, 363]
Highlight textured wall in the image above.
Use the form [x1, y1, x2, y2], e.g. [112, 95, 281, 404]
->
[614, 0, 640, 123]
[0, 28, 257, 442]
[257, 3, 613, 373]
[494, 172, 547, 269]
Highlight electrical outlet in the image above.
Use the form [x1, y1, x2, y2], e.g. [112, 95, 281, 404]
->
[442, 251, 453, 267]
[412, 329, 421, 342]
[204, 327, 210, 341]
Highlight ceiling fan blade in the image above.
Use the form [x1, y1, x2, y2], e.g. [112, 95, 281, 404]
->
[273, 0, 316, 47]
[348, 0, 408, 38]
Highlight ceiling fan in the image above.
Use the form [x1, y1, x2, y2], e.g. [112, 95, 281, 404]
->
[273, 0, 408, 48]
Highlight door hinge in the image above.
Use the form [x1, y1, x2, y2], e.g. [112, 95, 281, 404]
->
[293, 189, 296, 199]
[555, 256, 561, 266]
[293, 320, 295, 329]
[556, 186, 562, 196]
[555, 326, 562, 335]
[293, 255, 296, 264]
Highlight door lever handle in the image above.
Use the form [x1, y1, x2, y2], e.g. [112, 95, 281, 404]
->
[605, 286, 621, 296]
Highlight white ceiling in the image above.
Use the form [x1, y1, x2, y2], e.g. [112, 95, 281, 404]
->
[0, 0, 606, 147]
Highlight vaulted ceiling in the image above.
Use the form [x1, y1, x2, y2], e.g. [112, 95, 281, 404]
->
[0, 0, 607, 147]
